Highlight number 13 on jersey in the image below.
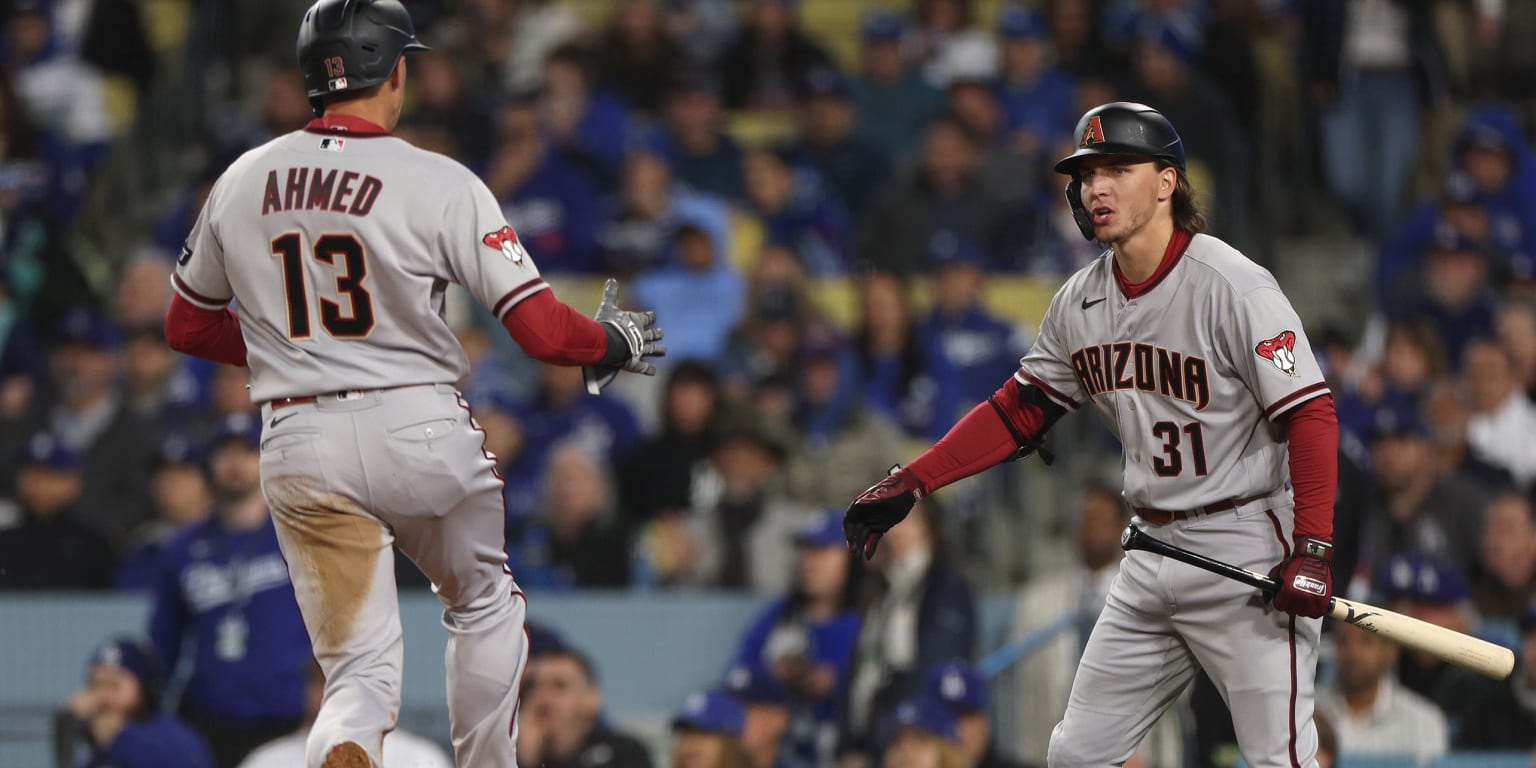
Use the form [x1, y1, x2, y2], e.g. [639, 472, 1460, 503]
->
[271, 232, 375, 339]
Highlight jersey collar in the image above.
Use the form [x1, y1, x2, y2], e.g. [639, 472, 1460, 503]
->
[1113, 228, 1193, 300]
[304, 114, 391, 137]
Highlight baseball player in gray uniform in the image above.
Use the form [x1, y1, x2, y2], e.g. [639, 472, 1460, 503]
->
[843, 103, 1340, 768]
[163, 2, 663, 767]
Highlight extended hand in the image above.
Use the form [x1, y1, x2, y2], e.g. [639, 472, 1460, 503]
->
[1269, 537, 1332, 618]
[843, 466, 923, 561]
[585, 279, 665, 393]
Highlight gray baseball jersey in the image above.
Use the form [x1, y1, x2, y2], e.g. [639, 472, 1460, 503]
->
[172, 122, 547, 403]
[1016, 233, 1329, 511]
[172, 118, 537, 768]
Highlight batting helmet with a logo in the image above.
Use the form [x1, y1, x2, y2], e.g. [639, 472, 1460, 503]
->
[296, 0, 430, 116]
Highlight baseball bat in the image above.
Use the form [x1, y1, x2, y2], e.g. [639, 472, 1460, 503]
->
[1120, 524, 1516, 680]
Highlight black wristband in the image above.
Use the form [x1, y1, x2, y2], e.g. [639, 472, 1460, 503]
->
[599, 323, 629, 367]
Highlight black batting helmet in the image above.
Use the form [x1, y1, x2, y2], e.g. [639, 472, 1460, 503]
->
[296, 0, 430, 116]
[1055, 102, 1185, 240]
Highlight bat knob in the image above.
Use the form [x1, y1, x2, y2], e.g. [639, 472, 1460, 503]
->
[1120, 524, 1139, 551]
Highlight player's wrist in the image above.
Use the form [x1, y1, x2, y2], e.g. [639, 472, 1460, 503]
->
[1293, 535, 1332, 561]
[598, 322, 630, 367]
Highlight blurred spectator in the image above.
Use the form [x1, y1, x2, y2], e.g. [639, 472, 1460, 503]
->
[480, 0, 583, 94]
[783, 331, 906, 508]
[0, 431, 115, 589]
[1420, 377, 1512, 489]
[1497, 301, 1536, 398]
[1373, 553, 1495, 734]
[733, 510, 863, 767]
[5, 309, 156, 546]
[541, 42, 633, 185]
[855, 271, 934, 438]
[1003, 485, 1177, 766]
[743, 145, 852, 275]
[597, 150, 733, 276]
[722, 659, 792, 768]
[53, 636, 212, 768]
[842, 501, 976, 760]
[1456, 602, 1536, 750]
[672, 411, 809, 591]
[123, 325, 205, 430]
[672, 690, 749, 768]
[1473, 493, 1536, 621]
[3, 0, 111, 222]
[665, 0, 740, 67]
[517, 645, 652, 768]
[1347, 399, 1489, 586]
[237, 660, 450, 767]
[631, 221, 745, 361]
[1315, 624, 1449, 764]
[517, 363, 642, 475]
[617, 361, 722, 527]
[850, 10, 943, 166]
[1042, 0, 1106, 78]
[149, 414, 309, 768]
[114, 433, 212, 590]
[596, 0, 687, 114]
[792, 66, 891, 219]
[857, 116, 1015, 276]
[1463, 338, 1536, 489]
[472, 391, 542, 537]
[944, 74, 1005, 151]
[404, 50, 496, 168]
[510, 441, 630, 589]
[912, 0, 997, 90]
[1315, 711, 1338, 768]
[483, 95, 605, 274]
[1303, 0, 1447, 237]
[718, 0, 834, 112]
[916, 234, 1030, 438]
[212, 67, 311, 161]
[651, 71, 747, 201]
[880, 696, 965, 768]
[993, 9, 1077, 159]
[114, 253, 173, 331]
[1399, 234, 1498, 366]
[1121, 19, 1239, 232]
[1195, 0, 1260, 140]
[921, 660, 1025, 768]
[1447, 105, 1536, 269]
[717, 283, 812, 404]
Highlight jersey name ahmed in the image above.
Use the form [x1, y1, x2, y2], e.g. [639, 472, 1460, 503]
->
[170, 124, 548, 403]
[1015, 234, 1330, 511]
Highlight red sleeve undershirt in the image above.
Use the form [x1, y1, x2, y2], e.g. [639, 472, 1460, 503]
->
[164, 294, 248, 366]
[906, 377, 1044, 494]
[903, 379, 1338, 543]
[1278, 394, 1337, 542]
[499, 289, 609, 367]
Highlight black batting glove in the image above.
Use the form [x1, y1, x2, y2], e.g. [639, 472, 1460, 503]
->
[844, 465, 924, 561]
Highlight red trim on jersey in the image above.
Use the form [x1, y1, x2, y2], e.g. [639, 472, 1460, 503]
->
[1263, 382, 1330, 421]
[492, 278, 548, 318]
[303, 114, 391, 137]
[1286, 616, 1300, 768]
[1280, 395, 1337, 542]
[1016, 370, 1080, 409]
[906, 377, 1047, 494]
[500, 289, 610, 367]
[164, 294, 248, 366]
[1113, 228, 1192, 299]
[171, 273, 230, 307]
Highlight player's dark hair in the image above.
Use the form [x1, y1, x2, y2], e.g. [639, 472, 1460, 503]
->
[1158, 159, 1206, 235]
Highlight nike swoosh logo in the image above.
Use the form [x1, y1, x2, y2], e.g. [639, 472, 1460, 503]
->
[1081, 297, 1108, 310]
[269, 412, 298, 429]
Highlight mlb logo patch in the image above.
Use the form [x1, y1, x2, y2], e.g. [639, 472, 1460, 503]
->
[319, 137, 345, 152]
[328, 76, 348, 92]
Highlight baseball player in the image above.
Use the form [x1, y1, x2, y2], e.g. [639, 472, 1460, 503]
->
[843, 102, 1339, 768]
[162, 2, 664, 767]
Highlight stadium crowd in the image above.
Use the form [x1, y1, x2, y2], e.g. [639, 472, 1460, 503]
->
[1, 0, 1536, 766]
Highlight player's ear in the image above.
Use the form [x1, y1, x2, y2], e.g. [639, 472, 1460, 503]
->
[390, 55, 407, 91]
[1159, 165, 1177, 201]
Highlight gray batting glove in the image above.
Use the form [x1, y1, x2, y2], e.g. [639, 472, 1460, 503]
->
[584, 279, 665, 394]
